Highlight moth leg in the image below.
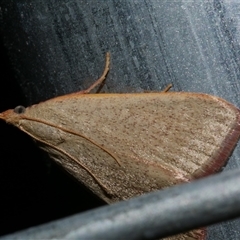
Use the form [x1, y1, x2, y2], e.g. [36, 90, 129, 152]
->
[162, 83, 172, 92]
[143, 84, 173, 93]
[80, 52, 110, 94]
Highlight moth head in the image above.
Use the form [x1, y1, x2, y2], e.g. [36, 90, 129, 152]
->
[14, 105, 26, 114]
[0, 105, 26, 126]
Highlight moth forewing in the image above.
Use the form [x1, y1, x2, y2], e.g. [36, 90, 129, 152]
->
[1, 92, 240, 204]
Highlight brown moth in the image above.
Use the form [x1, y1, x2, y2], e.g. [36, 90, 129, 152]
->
[1, 53, 240, 239]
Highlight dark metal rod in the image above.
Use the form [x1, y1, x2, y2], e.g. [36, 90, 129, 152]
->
[2, 168, 240, 240]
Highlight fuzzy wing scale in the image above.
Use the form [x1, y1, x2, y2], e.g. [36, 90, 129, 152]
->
[18, 92, 240, 203]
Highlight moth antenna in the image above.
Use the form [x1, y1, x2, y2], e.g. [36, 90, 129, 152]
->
[19, 125, 114, 195]
[82, 52, 110, 94]
[20, 116, 122, 167]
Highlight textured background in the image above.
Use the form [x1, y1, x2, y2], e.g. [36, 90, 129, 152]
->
[1, 1, 240, 239]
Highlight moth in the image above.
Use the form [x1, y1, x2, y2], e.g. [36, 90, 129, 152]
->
[1, 53, 240, 239]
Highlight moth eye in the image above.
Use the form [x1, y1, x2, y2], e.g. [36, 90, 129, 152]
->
[14, 105, 26, 114]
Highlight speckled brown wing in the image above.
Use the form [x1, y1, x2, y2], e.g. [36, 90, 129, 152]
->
[3, 48, 236, 239]
[1, 92, 240, 204]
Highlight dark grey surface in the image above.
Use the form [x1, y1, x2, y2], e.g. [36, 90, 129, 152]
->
[1, 0, 240, 239]
[2, 169, 240, 240]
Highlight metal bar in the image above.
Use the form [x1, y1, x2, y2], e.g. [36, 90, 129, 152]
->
[2, 168, 240, 240]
